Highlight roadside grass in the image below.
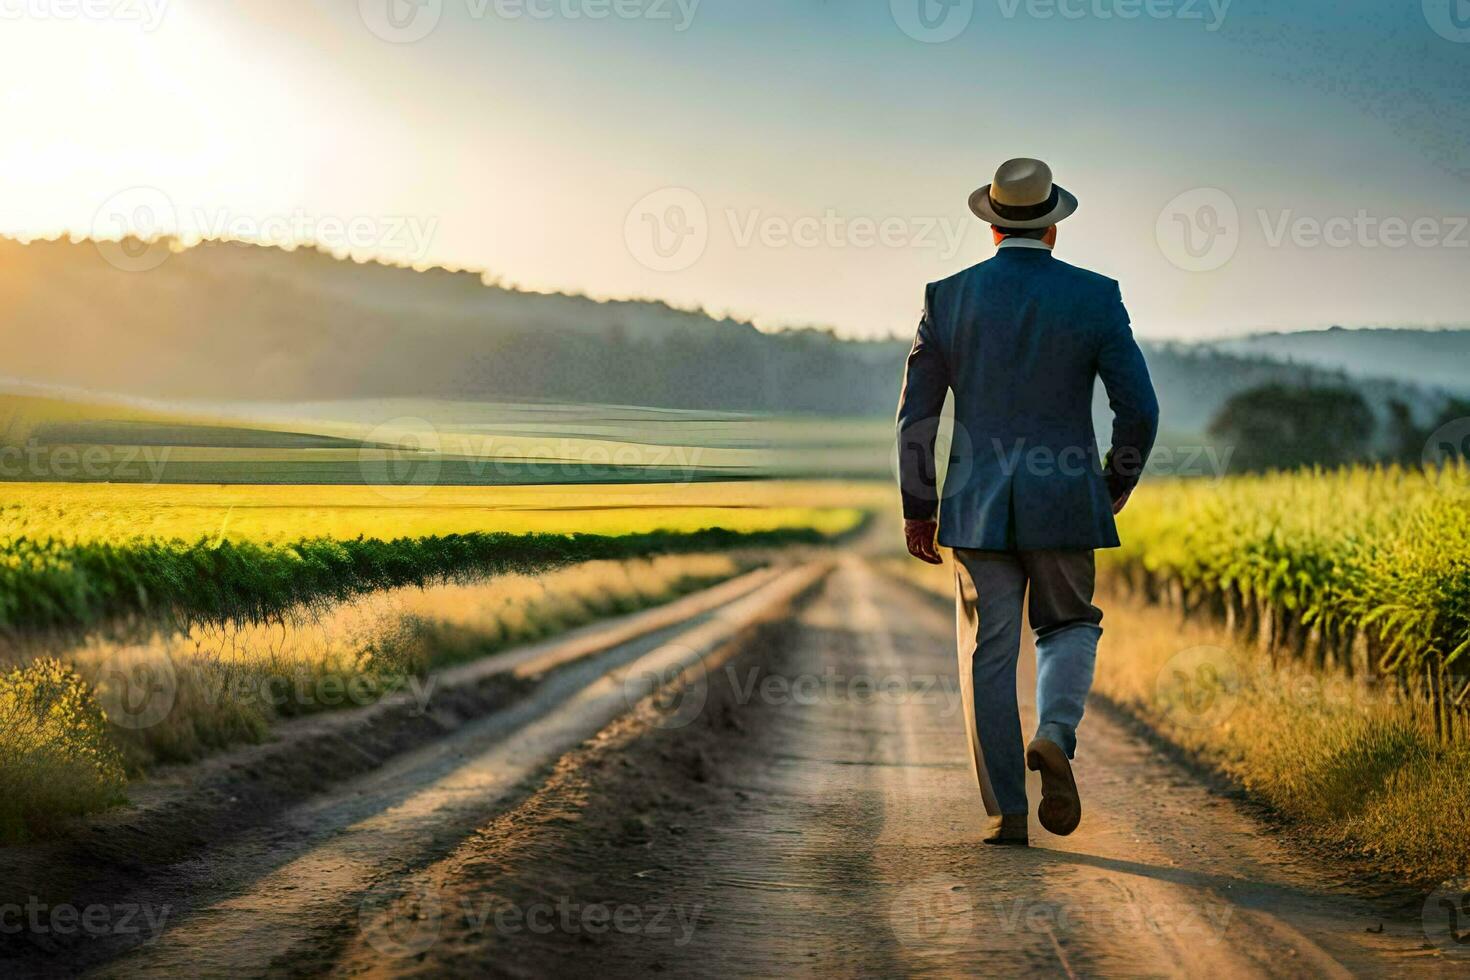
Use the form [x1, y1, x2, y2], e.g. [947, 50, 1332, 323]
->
[0, 523, 850, 634]
[1090, 585, 1470, 884]
[884, 555, 1470, 885]
[0, 477, 882, 840]
[0, 551, 757, 841]
[0, 658, 127, 843]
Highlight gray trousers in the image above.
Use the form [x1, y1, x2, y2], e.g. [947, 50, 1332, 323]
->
[953, 549, 1103, 817]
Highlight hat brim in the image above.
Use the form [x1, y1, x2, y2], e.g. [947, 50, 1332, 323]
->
[968, 184, 1078, 229]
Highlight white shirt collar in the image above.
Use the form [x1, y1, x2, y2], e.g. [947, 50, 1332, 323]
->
[997, 237, 1052, 251]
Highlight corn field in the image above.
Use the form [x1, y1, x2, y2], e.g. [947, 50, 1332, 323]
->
[1103, 463, 1470, 740]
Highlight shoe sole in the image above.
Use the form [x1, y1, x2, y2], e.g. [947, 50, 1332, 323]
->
[1026, 737, 1081, 836]
[981, 837, 1029, 847]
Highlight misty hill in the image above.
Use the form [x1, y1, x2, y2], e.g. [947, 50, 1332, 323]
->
[0, 237, 898, 416]
[0, 237, 1444, 432]
[1209, 327, 1470, 395]
[1113, 343, 1439, 436]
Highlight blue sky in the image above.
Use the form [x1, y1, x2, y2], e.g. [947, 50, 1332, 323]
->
[1, 0, 1465, 339]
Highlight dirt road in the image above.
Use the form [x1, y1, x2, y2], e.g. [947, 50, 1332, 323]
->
[321, 556, 1447, 978]
[18, 554, 1457, 977]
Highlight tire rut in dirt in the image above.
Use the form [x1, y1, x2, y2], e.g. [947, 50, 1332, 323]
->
[329, 574, 919, 976]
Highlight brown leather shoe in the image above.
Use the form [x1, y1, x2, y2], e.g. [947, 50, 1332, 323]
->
[1026, 736, 1081, 836]
[982, 813, 1029, 846]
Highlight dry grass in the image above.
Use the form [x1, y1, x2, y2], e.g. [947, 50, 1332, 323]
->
[0, 552, 755, 837]
[1091, 585, 1470, 884]
[0, 658, 126, 842]
[886, 554, 1470, 884]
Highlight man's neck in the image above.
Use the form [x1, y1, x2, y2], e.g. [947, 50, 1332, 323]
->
[997, 237, 1053, 251]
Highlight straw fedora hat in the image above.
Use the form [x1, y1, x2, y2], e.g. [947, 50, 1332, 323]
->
[968, 158, 1078, 229]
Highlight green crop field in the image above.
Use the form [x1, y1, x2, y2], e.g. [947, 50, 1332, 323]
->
[0, 386, 889, 633]
[1104, 463, 1470, 725]
[0, 479, 881, 634]
[0, 385, 893, 839]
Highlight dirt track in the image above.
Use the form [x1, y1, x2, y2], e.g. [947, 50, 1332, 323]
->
[322, 557, 1450, 978]
[7, 554, 1460, 977]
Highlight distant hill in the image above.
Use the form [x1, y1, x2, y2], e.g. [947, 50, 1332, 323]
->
[1209, 327, 1470, 395]
[0, 237, 1447, 434]
[0, 236, 899, 416]
[1113, 342, 1442, 437]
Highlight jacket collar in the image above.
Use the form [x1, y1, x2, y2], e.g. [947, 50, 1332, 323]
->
[992, 244, 1054, 261]
[996, 237, 1052, 251]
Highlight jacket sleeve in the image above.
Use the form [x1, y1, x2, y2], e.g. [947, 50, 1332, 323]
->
[895, 283, 949, 521]
[1096, 282, 1160, 500]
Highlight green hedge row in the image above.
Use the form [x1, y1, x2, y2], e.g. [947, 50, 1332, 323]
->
[0, 526, 831, 633]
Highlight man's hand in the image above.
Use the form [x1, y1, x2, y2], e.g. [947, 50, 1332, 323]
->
[904, 519, 942, 564]
[1112, 488, 1133, 515]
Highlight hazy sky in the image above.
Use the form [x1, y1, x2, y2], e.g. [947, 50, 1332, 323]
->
[0, 0, 1465, 340]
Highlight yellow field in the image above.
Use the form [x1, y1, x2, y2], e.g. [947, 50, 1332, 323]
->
[0, 480, 890, 546]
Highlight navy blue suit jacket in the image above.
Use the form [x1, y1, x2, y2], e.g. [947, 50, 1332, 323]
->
[896, 246, 1159, 551]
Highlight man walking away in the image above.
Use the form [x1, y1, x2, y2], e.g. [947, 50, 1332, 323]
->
[896, 158, 1159, 846]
